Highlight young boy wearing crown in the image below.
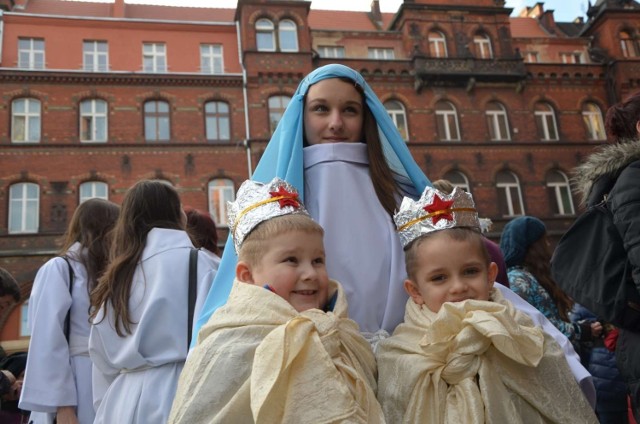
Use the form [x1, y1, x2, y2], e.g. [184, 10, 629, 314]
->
[169, 177, 384, 424]
[375, 186, 597, 424]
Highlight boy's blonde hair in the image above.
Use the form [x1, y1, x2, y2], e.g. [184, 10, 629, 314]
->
[238, 214, 324, 266]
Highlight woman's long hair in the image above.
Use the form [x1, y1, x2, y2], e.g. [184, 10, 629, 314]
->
[90, 180, 184, 336]
[605, 90, 640, 141]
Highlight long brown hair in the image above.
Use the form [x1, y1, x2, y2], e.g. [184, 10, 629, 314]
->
[90, 180, 184, 336]
[605, 90, 640, 141]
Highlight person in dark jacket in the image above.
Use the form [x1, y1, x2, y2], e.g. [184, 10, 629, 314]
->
[572, 90, 640, 422]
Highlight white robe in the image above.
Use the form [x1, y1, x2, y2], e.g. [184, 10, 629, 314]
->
[19, 243, 95, 424]
[89, 228, 217, 424]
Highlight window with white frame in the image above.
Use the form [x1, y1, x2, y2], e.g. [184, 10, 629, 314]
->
[485, 102, 510, 141]
[428, 31, 447, 58]
[83, 40, 108, 72]
[79, 181, 109, 202]
[368, 48, 395, 60]
[142, 43, 167, 73]
[546, 170, 574, 216]
[435, 100, 461, 141]
[18, 38, 45, 69]
[473, 33, 493, 59]
[205, 101, 231, 142]
[80, 99, 108, 142]
[256, 19, 276, 52]
[208, 179, 235, 227]
[144, 100, 170, 142]
[496, 171, 524, 217]
[200, 44, 223, 74]
[582, 102, 606, 140]
[620, 31, 638, 58]
[9, 182, 39, 234]
[524, 51, 539, 63]
[534, 102, 559, 141]
[268, 95, 291, 134]
[443, 170, 471, 193]
[384, 100, 408, 140]
[278, 19, 299, 52]
[560, 52, 583, 64]
[318, 45, 345, 58]
[11, 98, 41, 143]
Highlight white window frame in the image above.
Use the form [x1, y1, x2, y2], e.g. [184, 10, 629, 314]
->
[435, 101, 461, 141]
[79, 181, 109, 202]
[83, 40, 109, 72]
[278, 19, 299, 52]
[142, 43, 167, 73]
[208, 179, 235, 227]
[443, 170, 471, 193]
[200, 44, 224, 74]
[318, 45, 345, 58]
[546, 171, 575, 216]
[256, 19, 276, 52]
[9, 182, 39, 234]
[525, 51, 539, 63]
[620, 31, 638, 58]
[11, 98, 41, 143]
[428, 31, 447, 58]
[205, 101, 231, 142]
[368, 48, 395, 60]
[80, 99, 108, 143]
[268, 95, 291, 134]
[486, 102, 510, 141]
[144, 100, 171, 142]
[473, 33, 493, 59]
[582, 102, 606, 141]
[18, 38, 45, 69]
[384, 100, 408, 140]
[560, 52, 583, 64]
[534, 102, 559, 141]
[496, 172, 524, 217]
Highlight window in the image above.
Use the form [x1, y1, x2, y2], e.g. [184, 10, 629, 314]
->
[208, 179, 235, 227]
[9, 182, 39, 234]
[18, 38, 45, 69]
[435, 101, 460, 141]
[496, 171, 524, 217]
[428, 31, 447, 58]
[142, 43, 167, 73]
[485, 102, 510, 141]
[620, 31, 638, 58]
[582, 102, 606, 140]
[278, 19, 299, 52]
[144, 100, 170, 142]
[560, 52, 583, 64]
[368, 48, 395, 60]
[546, 170, 574, 216]
[268, 95, 290, 134]
[79, 181, 109, 202]
[534, 102, 559, 141]
[525, 51, 539, 63]
[256, 19, 276, 52]
[205, 101, 231, 142]
[443, 170, 470, 192]
[80, 99, 108, 142]
[384, 100, 408, 140]
[83, 40, 108, 72]
[318, 46, 345, 58]
[473, 33, 493, 59]
[11, 98, 41, 143]
[200, 44, 223, 74]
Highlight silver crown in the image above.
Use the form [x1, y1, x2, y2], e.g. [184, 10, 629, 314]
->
[227, 178, 309, 252]
[394, 186, 479, 248]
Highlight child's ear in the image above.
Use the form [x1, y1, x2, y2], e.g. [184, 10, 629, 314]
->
[404, 279, 424, 305]
[487, 262, 498, 288]
[236, 261, 255, 284]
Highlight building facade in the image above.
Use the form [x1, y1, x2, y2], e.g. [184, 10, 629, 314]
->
[0, 0, 639, 349]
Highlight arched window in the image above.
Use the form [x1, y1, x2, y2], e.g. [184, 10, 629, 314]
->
[485, 102, 510, 141]
[12, 98, 41, 143]
[9, 182, 39, 234]
[79, 181, 109, 202]
[428, 31, 448, 58]
[473, 32, 493, 59]
[205, 101, 231, 142]
[443, 170, 470, 192]
[546, 170, 574, 216]
[80, 99, 108, 142]
[496, 171, 524, 217]
[384, 100, 409, 140]
[582, 102, 606, 140]
[534, 102, 559, 141]
[620, 31, 638, 58]
[278, 19, 299, 52]
[268, 95, 291, 134]
[435, 101, 460, 141]
[256, 19, 276, 52]
[208, 179, 235, 227]
[144, 100, 170, 142]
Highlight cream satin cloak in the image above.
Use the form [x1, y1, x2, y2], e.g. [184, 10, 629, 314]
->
[169, 279, 384, 424]
[376, 289, 598, 424]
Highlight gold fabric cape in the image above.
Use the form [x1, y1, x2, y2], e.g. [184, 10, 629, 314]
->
[376, 288, 598, 424]
[169, 279, 384, 424]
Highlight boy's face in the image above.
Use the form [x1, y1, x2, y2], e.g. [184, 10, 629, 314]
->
[405, 231, 497, 313]
[238, 230, 329, 312]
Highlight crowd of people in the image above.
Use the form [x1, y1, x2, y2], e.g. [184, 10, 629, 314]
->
[0, 64, 636, 423]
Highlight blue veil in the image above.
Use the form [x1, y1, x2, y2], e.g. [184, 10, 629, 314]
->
[192, 64, 430, 346]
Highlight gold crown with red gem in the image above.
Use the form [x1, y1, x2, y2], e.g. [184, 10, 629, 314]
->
[228, 177, 309, 252]
[394, 186, 480, 248]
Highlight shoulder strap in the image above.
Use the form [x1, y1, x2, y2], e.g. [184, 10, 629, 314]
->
[188, 248, 198, 348]
[60, 256, 74, 342]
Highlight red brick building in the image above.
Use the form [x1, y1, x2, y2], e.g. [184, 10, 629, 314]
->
[1, 0, 639, 350]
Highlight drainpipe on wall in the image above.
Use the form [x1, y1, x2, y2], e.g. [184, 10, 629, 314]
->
[236, 20, 252, 178]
